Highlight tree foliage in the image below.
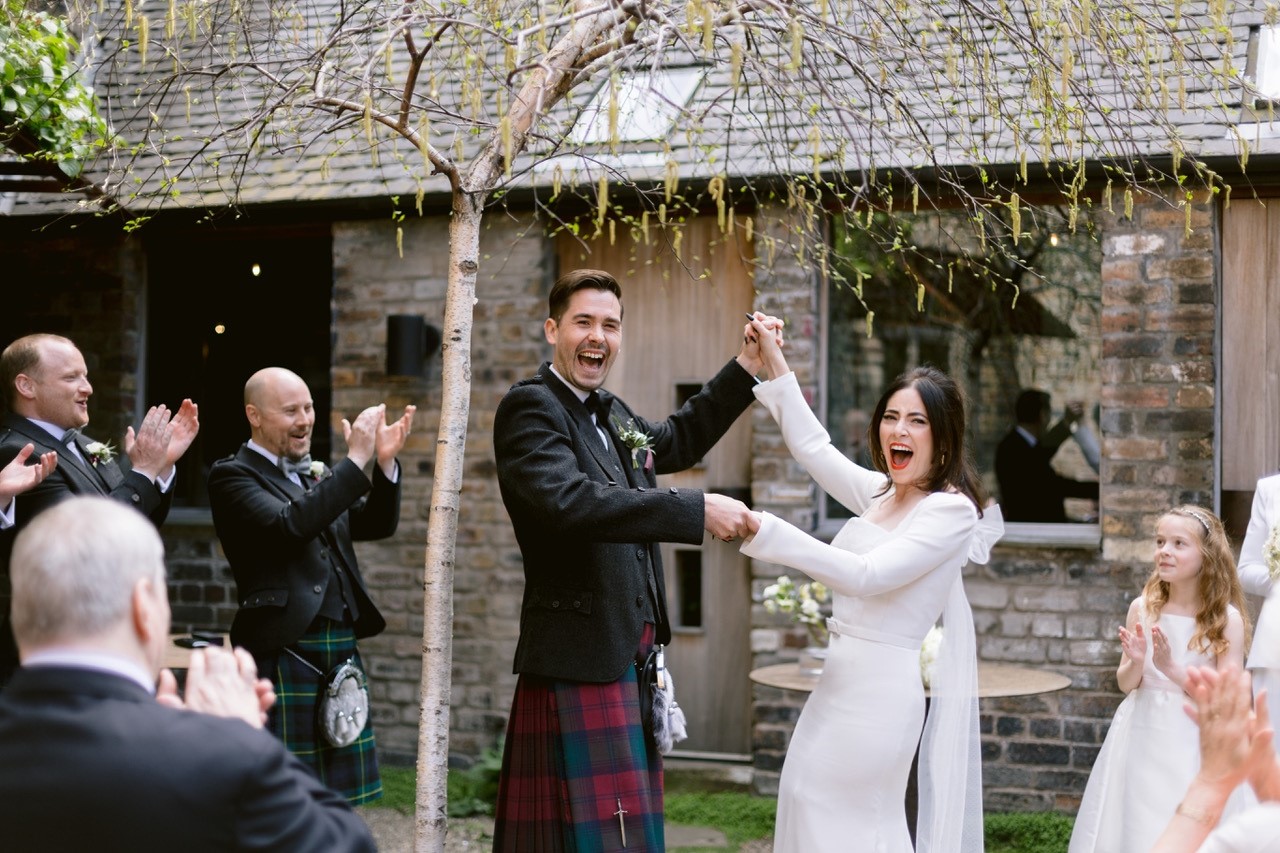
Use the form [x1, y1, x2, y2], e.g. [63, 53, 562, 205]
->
[0, 0, 108, 175]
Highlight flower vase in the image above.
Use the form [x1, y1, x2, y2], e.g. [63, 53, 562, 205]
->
[799, 643, 828, 676]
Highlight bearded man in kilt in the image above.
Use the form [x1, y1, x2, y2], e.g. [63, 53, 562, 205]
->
[492, 270, 775, 850]
[209, 367, 414, 805]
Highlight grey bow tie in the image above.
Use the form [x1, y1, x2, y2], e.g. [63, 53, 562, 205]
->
[62, 428, 82, 446]
[280, 455, 313, 478]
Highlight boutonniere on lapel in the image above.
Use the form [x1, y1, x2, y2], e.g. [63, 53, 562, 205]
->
[612, 417, 655, 471]
[83, 440, 116, 467]
[309, 460, 329, 480]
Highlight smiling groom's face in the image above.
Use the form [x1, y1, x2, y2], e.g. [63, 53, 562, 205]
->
[544, 287, 623, 394]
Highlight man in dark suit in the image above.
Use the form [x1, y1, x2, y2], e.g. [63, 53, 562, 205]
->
[0, 333, 198, 681]
[0, 496, 375, 852]
[995, 388, 1099, 522]
[491, 269, 772, 851]
[208, 366, 413, 805]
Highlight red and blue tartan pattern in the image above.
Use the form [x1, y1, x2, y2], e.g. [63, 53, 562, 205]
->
[494, 624, 663, 852]
[269, 618, 382, 806]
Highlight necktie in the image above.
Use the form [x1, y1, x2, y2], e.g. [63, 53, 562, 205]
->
[280, 455, 313, 479]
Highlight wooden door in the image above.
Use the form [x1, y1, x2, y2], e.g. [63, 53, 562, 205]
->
[558, 217, 755, 756]
[1221, 200, 1280, 538]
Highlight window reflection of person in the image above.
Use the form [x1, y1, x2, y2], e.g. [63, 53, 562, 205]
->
[994, 389, 1099, 523]
[841, 408, 874, 470]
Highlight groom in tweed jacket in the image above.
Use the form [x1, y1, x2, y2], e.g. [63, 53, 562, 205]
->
[491, 269, 773, 851]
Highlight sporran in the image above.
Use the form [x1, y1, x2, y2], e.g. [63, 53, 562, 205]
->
[285, 648, 370, 748]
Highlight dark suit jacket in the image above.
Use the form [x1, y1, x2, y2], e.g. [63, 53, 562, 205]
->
[995, 426, 1100, 523]
[207, 447, 398, 660]
[493, 359, 757, 683]
[0, 666, 376, 852]
[0, 413, 171, 680]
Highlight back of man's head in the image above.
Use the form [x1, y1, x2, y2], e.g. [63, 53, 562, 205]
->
[1014, 389, 1051, 425]
[10, 497, 165, 650]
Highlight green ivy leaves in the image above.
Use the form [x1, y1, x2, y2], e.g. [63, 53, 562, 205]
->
[0, 1, 109, 176]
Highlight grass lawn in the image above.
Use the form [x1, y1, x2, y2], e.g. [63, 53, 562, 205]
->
[374, 764, 1073, 852]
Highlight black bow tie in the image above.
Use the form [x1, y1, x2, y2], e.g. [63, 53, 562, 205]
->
[280, 455, 313, 478]
[586, 391, 610, 424]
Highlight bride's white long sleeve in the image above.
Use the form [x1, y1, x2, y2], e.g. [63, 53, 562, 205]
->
[752, 371, 887, 515]
[741, 493, 976, 598]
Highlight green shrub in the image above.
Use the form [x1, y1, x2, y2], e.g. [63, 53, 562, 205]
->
[448, 742, 505, 817]
[984, 811, 1074, 853]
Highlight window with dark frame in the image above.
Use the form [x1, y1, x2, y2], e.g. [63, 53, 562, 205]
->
[145, 228, 334, 510]
[823, 206, 1102, 525]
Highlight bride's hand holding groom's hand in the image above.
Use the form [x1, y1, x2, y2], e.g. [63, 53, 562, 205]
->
[739, 313, 786, 377]
[745, 314, 789, 379]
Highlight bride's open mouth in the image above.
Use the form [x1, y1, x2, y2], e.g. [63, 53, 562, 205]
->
[888, 443, 913, 470]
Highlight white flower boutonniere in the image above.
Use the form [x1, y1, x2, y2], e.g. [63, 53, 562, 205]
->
[309, 460, 328, 480]
[83, 440, 115, 467]
[612, 417, 655, 471]
[1265, 522, 1280, 583]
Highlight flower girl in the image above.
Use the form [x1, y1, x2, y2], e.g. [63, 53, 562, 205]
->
[1069, 505, 1253, 852]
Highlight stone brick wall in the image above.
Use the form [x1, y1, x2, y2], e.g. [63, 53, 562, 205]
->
[744, 191, 1221, 813]
[745, 208, 829, 793]
[974, 192, 1219, 811]
[330, 215, 552, 761]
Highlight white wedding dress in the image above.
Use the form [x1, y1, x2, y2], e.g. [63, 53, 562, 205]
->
[741, 373, 1002, 853]
[1069, 604, 1254, 853]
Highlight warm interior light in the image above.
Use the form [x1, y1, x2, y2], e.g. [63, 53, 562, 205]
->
[251, 263, 261, 276]
[214, 324, 226, 334]
[1049, 233, 1060, 247]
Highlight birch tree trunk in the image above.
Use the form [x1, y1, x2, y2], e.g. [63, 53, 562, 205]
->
[413, 187, 483, 851]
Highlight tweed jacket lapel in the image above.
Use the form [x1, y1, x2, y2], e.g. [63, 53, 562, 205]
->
[593, 391, 647, 488]
[537, 364, 622, 482]
[1, 414, 109, 494]
[234, 445, 353, 567]
[236, 444, 306, 499]
[66, 432, 122, 490]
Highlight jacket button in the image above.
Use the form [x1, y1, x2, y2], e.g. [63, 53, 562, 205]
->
[635, 549, 645, 559]
[635, 596, 644, 607]
[669, 487, 678, 494]
[550, 600, 560, 609]
[130, 494, 140, 503]
[573, 600, 582, 608]
[313, 585, 322, 594]
[637, 487, 646, 492]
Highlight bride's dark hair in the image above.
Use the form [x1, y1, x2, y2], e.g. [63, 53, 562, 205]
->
[867, 365, 987, 515]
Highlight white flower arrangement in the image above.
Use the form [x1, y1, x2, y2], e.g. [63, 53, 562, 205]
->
[309, 460, 327, 479]
[1266, 522, 1280, 583]
[920, 625, 943, 688]
[612, 416, 655, 470]
[83, 440, 115, 466]
[762, 575, 831, 646]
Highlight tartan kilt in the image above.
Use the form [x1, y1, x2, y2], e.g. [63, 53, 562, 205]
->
[268, 617, 382, 806]
[494, 624, 663, 853]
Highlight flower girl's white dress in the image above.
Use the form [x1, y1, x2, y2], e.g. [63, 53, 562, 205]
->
[741, 373, 1002, 853]
[1068, 601, 1253, 853]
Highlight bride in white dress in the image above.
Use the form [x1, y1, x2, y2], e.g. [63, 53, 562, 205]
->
[740, 319, 1001, 853]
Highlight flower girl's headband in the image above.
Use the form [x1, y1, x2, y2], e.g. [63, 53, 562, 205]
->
[1169, 506, 1212, 535]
